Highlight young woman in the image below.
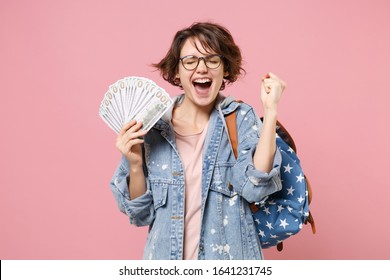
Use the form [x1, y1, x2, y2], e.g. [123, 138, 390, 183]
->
[110, 22, 286, 260]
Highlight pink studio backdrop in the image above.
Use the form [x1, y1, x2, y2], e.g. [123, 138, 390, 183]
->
[1, 0, 389, 260]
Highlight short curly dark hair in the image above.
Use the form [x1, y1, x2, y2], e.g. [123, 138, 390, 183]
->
[153, 22, 245, 90]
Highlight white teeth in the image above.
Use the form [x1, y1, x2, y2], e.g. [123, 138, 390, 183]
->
[194, 78, 211, 83]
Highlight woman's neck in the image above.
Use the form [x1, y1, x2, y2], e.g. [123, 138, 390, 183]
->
[172, 97, 213, 135]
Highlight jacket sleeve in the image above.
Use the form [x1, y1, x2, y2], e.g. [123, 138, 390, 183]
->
[230, 105, 282, 203]
[109, 155, 155, 226]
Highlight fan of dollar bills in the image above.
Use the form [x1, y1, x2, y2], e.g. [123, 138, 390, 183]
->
[99, 76, 174, 134]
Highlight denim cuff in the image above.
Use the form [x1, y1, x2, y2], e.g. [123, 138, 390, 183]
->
[125, 190, 154, 226]
[110, 157, 155, 226]
[231, 149, 282, 203]
[246, 148, 282, 185]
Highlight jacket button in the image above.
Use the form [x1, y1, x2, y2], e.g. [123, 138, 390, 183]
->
[228, 183, 233, 191]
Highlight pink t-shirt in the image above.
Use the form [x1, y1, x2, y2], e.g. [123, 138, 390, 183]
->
[174, 122, 209, 260]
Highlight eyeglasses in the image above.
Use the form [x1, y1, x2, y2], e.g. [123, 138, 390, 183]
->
[179, 54, 223, 70]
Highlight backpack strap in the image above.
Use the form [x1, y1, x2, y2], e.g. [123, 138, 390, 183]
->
[226, 109, 259, 211]
[225, 111, 239, 158]
[304, 176, 316, 234]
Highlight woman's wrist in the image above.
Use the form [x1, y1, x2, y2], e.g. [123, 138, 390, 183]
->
[129, 164, 143, 174]
[263, 107, 278, 121]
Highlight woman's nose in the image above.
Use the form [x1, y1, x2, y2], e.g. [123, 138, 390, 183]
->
[196, 58, 208, 72]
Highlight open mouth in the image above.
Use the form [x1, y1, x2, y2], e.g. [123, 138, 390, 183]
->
[193, 78, 212, 92]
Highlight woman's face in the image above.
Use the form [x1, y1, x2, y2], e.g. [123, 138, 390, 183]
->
[176, 37, 227, 108]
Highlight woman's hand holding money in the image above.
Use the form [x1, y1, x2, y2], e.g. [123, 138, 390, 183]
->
[116, 120, 147, 167]
[116, 120, 147, 199]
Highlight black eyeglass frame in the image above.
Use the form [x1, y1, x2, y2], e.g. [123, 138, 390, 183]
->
[179, 54, 224, 70]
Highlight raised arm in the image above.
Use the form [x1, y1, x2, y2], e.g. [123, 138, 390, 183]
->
[253, 72, 286, 173]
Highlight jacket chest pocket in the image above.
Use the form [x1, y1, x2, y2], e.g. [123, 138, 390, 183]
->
[209, 162, 237, 197]
[149, 179, 169, 210]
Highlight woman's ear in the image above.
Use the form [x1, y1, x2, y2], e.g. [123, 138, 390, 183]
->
[174, 74, 182, 86]
[224, 72, 229, 78]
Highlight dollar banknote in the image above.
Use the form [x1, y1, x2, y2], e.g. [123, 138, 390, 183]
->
[99, 76, 173, 134]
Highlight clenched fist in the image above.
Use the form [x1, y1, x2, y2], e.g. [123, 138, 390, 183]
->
[261, 72, 286, 111]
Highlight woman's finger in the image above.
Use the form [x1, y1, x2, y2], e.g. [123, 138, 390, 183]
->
[124, 130, 147, 144]
[124, 138, 144, 153]
[119, 120, 137, 136]
[262, 74, 286, 92]
[126, 121, 144, 134]
[262, 82, 271, 94]
[121, 121, 144, 142]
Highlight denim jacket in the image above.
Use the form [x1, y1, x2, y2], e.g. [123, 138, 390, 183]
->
[110, 94, 282, 260]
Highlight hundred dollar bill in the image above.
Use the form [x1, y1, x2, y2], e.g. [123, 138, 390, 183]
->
[132, 87, 173, 131]
[100, 90, 122, 133]
[99, 76, 173, 134]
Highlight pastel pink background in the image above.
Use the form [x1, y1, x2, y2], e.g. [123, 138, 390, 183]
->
[1, 0, 389, 260]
